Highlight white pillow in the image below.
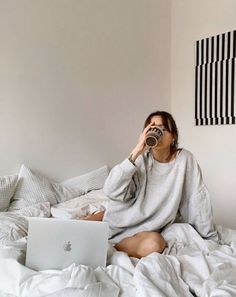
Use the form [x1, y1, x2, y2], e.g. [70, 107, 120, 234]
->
[51, 189, 109, 219]
[51, 182, 84, 204]
[0, 213, 28, 245]
[0, 175, 18, 211]
[8, 165, 58, 211]
[8, 165, 110, 211]
[61, 165, 109, 194]
[8, 165, 84, 211]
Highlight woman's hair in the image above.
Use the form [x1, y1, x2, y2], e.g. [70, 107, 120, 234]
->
[143, 110, 179, 150]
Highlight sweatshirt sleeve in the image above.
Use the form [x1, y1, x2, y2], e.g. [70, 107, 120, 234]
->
[179, 184, 219, 241]
[103, 158, 139, 202]
[178, 152, 219, 242]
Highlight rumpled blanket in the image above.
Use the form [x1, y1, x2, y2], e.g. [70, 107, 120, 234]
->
[1, 223, 236, 297]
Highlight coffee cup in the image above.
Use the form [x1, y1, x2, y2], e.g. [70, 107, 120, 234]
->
[145, 126, 164, 147]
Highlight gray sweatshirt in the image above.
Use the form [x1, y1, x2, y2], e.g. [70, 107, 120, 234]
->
[103, 149, 218, 244]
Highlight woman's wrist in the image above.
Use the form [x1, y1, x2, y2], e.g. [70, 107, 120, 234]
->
[128, 154, 136, 165]
[129, 148, 142, 163]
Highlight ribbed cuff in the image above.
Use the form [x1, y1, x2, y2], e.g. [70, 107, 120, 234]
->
[119, 158, 137, 176]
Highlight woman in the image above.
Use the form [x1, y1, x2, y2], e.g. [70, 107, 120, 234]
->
[86, 111, 218, 258]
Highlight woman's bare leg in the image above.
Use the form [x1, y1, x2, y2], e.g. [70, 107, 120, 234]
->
[115, 231, 167, 258]
[83, 214, 166, 258]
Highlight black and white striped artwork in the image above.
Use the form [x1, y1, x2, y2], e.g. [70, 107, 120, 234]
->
[195, 30, 236, 126]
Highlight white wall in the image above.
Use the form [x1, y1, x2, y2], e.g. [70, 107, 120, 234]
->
[171, 0, 236, 229]
[1, 0, 234, 228]
[0, 0, 171, 180]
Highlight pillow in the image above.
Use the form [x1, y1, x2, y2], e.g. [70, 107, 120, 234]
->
[9, 202, 51, 218]
[8, 164, 110, 211]
[0, 175, 18, 211]
[51, 189, 109, 219]
[8, 165, 58, 211]
[8, 165, 84, 211]
[53, 165, 110, 204]
[61, 165, 110, 194]
[51, 182, 84, 204]
[0, 213, 28, 245]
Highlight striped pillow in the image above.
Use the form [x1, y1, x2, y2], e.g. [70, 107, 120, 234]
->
[8, 165, 58, 211]
[8, 165, 87, 211]
[61, 165, 110, 194]
[0, 175, 18, 211]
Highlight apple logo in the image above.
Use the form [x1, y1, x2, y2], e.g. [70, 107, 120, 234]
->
[63, 241, 72, 252]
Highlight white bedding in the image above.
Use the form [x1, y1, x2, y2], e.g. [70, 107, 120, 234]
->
[1, 194, 236, 297]
[50, 189, 109, 219]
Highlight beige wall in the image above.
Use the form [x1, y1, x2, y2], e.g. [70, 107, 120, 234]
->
[0, 0, 171, 180]
[171, 0, 236, 228]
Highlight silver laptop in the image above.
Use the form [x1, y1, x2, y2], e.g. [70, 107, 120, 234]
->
[26, 217, 109, 271]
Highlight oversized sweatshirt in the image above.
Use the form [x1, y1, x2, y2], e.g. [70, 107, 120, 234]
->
[103, 149, 218, 244]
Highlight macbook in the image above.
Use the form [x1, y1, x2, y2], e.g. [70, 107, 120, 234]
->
[26, 217, 109, 270]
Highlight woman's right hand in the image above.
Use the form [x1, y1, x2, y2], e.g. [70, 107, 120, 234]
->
[129, 122, 155, 161]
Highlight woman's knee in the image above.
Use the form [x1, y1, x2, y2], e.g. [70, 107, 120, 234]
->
[137, 232, 167, 257]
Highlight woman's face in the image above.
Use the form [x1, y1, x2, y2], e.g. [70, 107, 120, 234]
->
[149, 115, 174, 150]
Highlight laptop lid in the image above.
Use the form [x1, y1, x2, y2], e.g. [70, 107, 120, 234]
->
[26, 217, 109, 271]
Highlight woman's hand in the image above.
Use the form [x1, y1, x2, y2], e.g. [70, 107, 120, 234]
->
[82, 210, 105, 221]
[129, 122, 155, 161]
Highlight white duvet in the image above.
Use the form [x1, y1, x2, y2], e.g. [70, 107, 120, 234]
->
[1, 191, 236, 297]
[1, 223, 236, 297]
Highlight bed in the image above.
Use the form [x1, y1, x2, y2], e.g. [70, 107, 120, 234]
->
[0, 165, 236, 297]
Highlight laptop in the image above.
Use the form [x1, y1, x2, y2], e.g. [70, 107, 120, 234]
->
[25, 217, 109, 271]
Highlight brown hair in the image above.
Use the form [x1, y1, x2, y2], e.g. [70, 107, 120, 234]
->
[144, 110, 179, 151]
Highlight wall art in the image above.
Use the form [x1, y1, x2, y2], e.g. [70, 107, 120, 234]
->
[195, 30, 236, 125]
